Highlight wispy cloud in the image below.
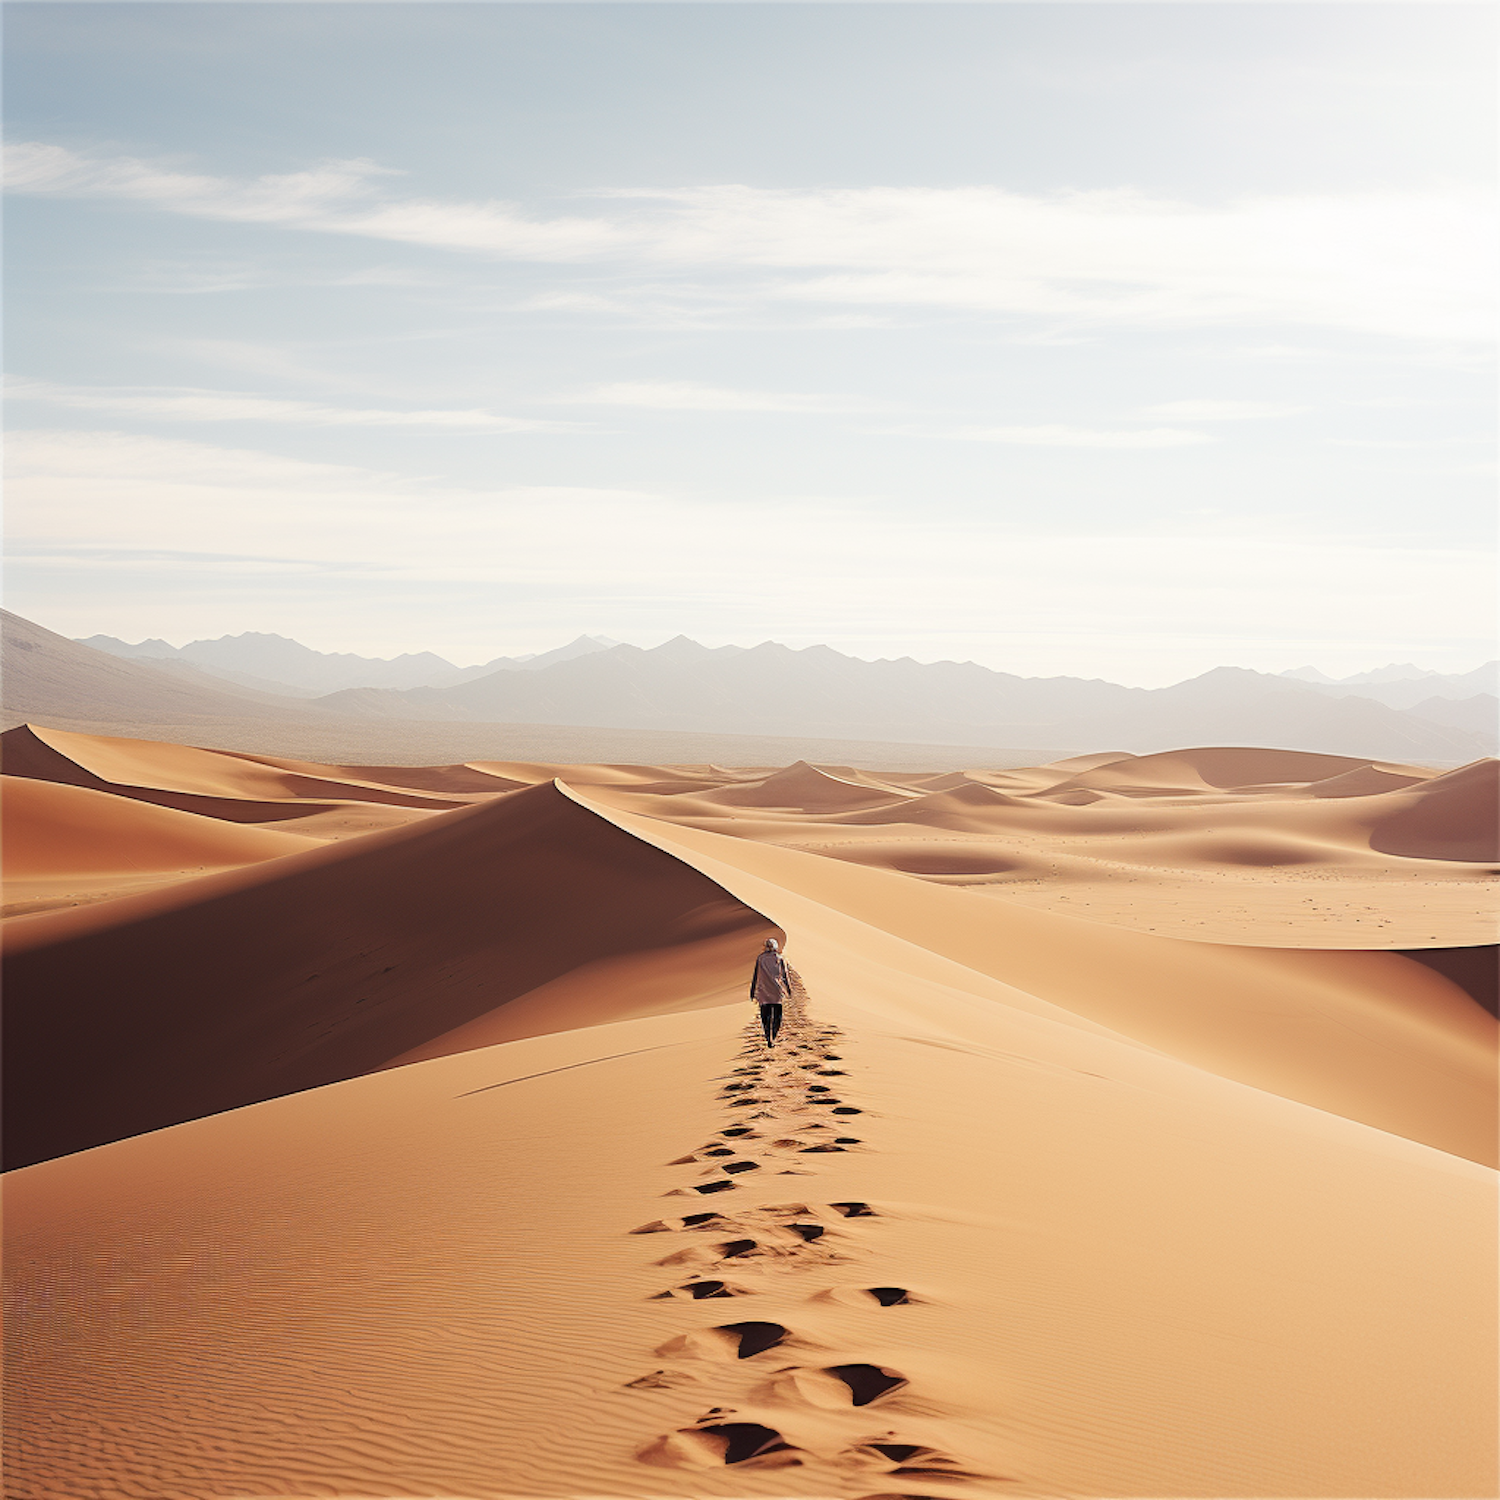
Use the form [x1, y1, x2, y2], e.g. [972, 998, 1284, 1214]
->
[10, 429, 1490, 678]
[134, 260, 439, 295]
[1143, 399, 1306, 422]
[1326, 436, 1493, 450]
[908, 423, 1215, 449]
[566, 380, 874, 414]
[3, 143, 623, 256]
[6, 377, 579, 432]
[7, 142, 1491, 342]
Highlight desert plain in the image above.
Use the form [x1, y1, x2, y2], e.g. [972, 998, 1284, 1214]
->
[3, 722, 1497, 1499]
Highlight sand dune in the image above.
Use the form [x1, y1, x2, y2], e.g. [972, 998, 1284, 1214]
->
[1068, 745, 1377, 791]
[876, 782, 1033, 829]
[1, 776, 319, 877]
[4, 727, 1496, 1498]
[1, 774, 324, 916]
[584, 747, 1498, 948]
[697, 760, 919, 812]
[593, 796, 1496, 1167]
[901, 768, 992, 792]
[0, 723, 488, 849]
[5, 777, 1495, 1498]
[1370, 758, 1500, 862]
[1039, 749, 1137, 771]
[3, 781, 774, 1169]
[5, 723, 471, 808]
[1306, 762, 1435, 797]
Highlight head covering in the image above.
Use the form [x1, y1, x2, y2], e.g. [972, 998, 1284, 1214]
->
[764, 938, 779, 952]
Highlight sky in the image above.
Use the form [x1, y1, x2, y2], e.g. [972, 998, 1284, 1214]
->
[4, 1, 1495, 686]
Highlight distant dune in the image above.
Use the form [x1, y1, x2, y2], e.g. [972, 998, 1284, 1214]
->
[1368, 759, 1500, 863]
[1, 774, 321, 879]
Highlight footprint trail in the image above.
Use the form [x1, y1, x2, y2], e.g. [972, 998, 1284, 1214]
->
[624, 971, 1003, 1495]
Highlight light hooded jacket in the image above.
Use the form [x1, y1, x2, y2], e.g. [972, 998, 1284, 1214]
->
[750, 948, 790, 1006]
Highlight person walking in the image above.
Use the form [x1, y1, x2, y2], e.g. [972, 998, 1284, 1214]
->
[750, 937, 790, 1045]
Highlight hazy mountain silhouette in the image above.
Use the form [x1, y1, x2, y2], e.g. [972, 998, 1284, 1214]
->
[315, 635, 1493, 760]
[78, 630, 617, 694]
[7, 613, 312, 724]
[11, 613, 1491, 760]
[1280, 661, 1497, 712]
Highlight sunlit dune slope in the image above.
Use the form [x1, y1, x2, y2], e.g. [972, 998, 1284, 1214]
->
[0, 775, 320, 877]
[1065, 745, 1381, 792]
[585, 792, 1498, 1167]
[1370, 758, 1500, 862]
[586, 746, 1496, 948]
[1305, 763, 1434, 797]
[1039, 749, 1137, 770]
[2, 781, 774, 1169]
[5, 858, 1495, 1498]
[694, 760, 923, 811]
[1, 722, 481, 811]
[0, 722, 525, 844]
[867, 782, 1032, 830]
[0, 775, 326, 916]
[292, 758, 533, 793]
[5, 728, 1493, 948]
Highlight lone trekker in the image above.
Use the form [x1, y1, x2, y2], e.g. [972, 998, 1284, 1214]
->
[750, 937, 790, 1045]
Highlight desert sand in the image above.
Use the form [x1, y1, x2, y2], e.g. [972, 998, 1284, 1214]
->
[4, 723, 1496, 1498]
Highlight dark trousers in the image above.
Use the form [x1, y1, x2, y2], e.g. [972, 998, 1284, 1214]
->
[758, 1002, 783, 1044]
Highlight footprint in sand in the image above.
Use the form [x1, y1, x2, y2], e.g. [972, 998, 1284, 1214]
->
[655, 1319, 793, 1361]
[652, 1237, 772, 1268]
[672, 1179, 738, 1196]
[629, 1209, 736, 1234]
[650, 1278, 754, 1300]
[819, 1284, 918, 1307]
[772, 1362, 910, 1409]
[846, 1438, 989, 1478]
[659, 1213, 870, 1269]
[638, 1419, 804, 1469]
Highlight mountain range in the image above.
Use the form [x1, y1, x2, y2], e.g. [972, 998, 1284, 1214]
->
[0, 610, 1492, 762]
[1279, 661, 1498, 712]
[311, 636, 1495, 759]
[79, 629, 619, 696]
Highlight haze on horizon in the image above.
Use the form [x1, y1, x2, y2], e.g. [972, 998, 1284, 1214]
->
[4, 2, 1495, 689]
